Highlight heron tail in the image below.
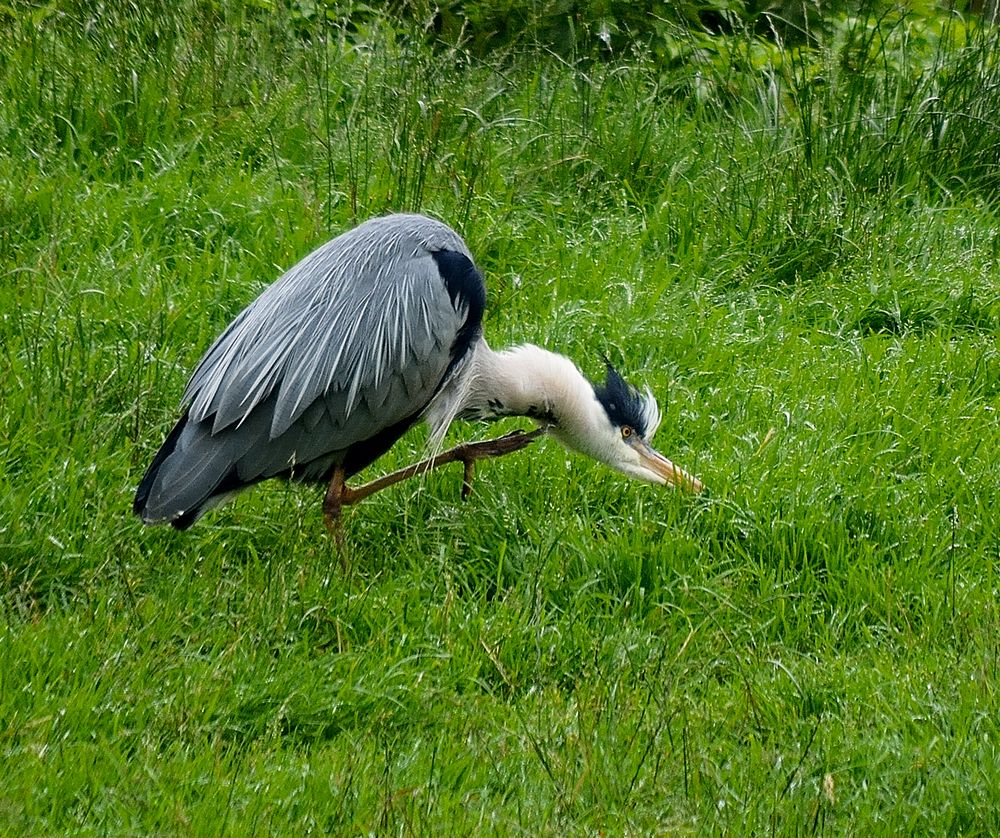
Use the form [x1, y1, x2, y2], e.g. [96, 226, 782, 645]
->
[132, 408, 259, 529]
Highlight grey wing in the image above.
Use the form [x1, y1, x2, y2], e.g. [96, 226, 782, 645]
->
[185, 214, 473, 443]
[135, 214, 480, 525]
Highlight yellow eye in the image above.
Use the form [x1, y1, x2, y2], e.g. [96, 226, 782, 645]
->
[621, 426, 633, 440]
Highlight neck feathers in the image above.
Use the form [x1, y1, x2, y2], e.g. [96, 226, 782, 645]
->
[484, 343, 590, 420]
[423, 342, 609, 451]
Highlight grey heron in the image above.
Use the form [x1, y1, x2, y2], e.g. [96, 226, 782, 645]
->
[133, 213, 702, 532]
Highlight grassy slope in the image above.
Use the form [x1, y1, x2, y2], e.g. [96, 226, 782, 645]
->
[2, 3, 1000, 833]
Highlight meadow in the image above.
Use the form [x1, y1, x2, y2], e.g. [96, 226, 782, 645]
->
[2, 2, 1000, 833]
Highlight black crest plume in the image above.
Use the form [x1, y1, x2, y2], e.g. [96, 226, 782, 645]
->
[592, 361, 660, 439]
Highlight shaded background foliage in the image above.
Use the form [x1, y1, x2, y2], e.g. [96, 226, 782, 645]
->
[279, 0, 997, 52]
[4, 0, 998, 234]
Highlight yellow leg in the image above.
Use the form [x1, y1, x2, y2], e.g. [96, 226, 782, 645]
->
[323, 428, 546, 541]
[322, 464, 347, 556]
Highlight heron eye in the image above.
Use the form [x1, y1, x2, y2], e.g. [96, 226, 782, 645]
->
[621, 426, 633, 440]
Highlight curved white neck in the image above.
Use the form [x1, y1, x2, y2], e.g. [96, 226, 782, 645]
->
[426, 341, 612, 462]
[471, 343, 591, 423]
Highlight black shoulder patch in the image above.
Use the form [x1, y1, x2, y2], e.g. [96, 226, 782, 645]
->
[431, 249, 486, 366]
[592, 363, 651, 437]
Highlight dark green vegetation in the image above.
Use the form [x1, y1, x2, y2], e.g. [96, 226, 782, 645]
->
[3, 1, 1000, 832]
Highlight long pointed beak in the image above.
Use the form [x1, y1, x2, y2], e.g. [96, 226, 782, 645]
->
[634, 439, 704, 493]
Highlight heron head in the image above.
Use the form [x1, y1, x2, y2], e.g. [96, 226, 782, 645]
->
[581, 363, 703, 492]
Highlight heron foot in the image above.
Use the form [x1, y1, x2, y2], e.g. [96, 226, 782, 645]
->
[445, 430, 547, 499]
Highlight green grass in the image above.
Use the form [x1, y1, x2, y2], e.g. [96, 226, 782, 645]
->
[3, 2, 1000, 833]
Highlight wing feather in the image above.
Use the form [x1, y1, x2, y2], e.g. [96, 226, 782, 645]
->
[182, 214, 475, 449]
[136, 213, 489, 528]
